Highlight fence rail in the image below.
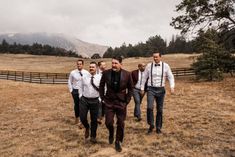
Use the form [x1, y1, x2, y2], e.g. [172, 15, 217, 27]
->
[0, 67, 234, 84]
[0, 70, 69, 84]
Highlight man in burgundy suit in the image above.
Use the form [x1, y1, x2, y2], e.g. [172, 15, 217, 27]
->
[99, 56, 133, 152]
[131, 63, 146, 121]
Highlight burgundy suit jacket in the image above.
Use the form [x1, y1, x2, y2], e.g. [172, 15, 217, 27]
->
[99, 68, 133, 108]
[131, 69, 148, 91]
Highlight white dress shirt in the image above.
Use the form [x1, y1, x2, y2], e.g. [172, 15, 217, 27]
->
[68, 69, 89, 93]
[135, 70, 144, 89]
[141, 61, 175, 90]
[79, 73, 101, 98]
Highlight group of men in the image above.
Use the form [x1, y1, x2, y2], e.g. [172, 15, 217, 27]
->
[68, 52, 175, 152]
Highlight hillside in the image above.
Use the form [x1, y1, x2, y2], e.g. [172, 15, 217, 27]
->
[0, 33, 108, 57]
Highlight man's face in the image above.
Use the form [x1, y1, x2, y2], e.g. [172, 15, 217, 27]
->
[153, 53, 161, 63]
[138, 64, 146, 72]
[112, 59, 122, 71]
[89, 63, 97, 75]
[99, 62, 106, 71]
[77, 61, 83, 70]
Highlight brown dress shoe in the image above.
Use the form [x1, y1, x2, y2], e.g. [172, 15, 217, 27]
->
[97, 118, 102, 124]
[147, 125, 154, 134]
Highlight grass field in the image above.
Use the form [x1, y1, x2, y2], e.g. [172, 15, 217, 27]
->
[0, 53, 197, 72]
[0, 54, 234, 157]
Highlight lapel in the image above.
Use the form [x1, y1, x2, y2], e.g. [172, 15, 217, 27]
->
[120, 69, 124, 88]
[136, 70, 139, 81]
[107, 69, 112, 86]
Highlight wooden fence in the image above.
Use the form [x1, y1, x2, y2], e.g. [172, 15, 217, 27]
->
[0, 67, 234, 84]
[0, 70, 69, 84]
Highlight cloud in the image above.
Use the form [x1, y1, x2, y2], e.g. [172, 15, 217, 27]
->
[0, 0, 181, 47]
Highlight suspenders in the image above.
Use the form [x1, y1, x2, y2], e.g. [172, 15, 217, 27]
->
[150, 62, 164, 87]
[160, 62, 164, 86]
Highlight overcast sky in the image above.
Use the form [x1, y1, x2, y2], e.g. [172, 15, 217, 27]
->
[0, 0, 181, 47]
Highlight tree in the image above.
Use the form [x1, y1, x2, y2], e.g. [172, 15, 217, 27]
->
[0, 39, 9, 52]
[146, 35, 167, 54]
[192, 29, 235, 81]
[171, 0, 235, 34]
[91, 53, 101, 59]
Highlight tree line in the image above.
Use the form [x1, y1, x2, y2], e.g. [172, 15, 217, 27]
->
[0, 39, 80, 57]
[103, 35, 197, 58]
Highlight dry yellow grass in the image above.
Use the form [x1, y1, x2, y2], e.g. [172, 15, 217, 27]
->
[0, 54, 234, 157]
[0, 53, 198, 73]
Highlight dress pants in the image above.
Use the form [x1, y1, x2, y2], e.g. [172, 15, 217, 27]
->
[146, 87, 165, 130]
[105, 103, 127, 142]
[71, 89, 80, 118]
[133, 88, 143, 119]
[79, 96, 99, 138]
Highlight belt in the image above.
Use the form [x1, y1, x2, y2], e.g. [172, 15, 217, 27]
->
[148, 86, 165, 89]
[82, 96, 99, 101]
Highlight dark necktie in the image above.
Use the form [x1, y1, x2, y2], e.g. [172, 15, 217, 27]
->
[155, 63, 160, 66]
[91, 76, 99, 91]
[79, 71, 83, 76]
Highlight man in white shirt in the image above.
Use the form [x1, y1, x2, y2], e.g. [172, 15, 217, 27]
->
[141, 52, 175, 134]
[68, 59, 89, 125]
[97, 61, 107, 124]
[131, 63, 146, 121]
[79, 62, 101, 143]
[97, 61, 106, 75]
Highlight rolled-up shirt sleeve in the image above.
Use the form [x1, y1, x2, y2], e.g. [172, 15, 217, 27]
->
[68, 72, 73, 93]
[140, 64, 150, 91]
[166, 65, 175, 89]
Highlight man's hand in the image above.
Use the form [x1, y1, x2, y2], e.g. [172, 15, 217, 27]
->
[140, 90, 145, 97]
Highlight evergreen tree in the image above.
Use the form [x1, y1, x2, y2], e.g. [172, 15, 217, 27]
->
[192, 29, 235, 81]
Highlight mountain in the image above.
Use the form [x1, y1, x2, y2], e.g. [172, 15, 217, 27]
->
[0, 32, 108, 57]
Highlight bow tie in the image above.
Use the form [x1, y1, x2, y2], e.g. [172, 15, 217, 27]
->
[155, 63, 160, 66]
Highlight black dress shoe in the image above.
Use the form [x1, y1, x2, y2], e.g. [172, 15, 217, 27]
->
[156, 128, 162, 134]
[136, 117, 142, 122]
[90, 137, 97, 143]
[109, 136, 114, 144]
[147, 125, 154, 134]
[85, 128, 89, 139]
[115, 141, 122, 152]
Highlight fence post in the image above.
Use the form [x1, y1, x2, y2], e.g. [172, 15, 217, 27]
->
[30, 72, 32, 83]
[7, 71, 9, 80]
[22, 72, 24, 81]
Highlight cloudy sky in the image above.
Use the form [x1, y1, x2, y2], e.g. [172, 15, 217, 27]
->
[0, 0, 181, 47]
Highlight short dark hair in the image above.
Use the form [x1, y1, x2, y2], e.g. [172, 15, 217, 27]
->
[90, 61, 97, 66]
[77, 59, 84, 65]
[98, 61, 104, 67]
[153, 52, 162, 57]
[112, 56, 123, 63]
